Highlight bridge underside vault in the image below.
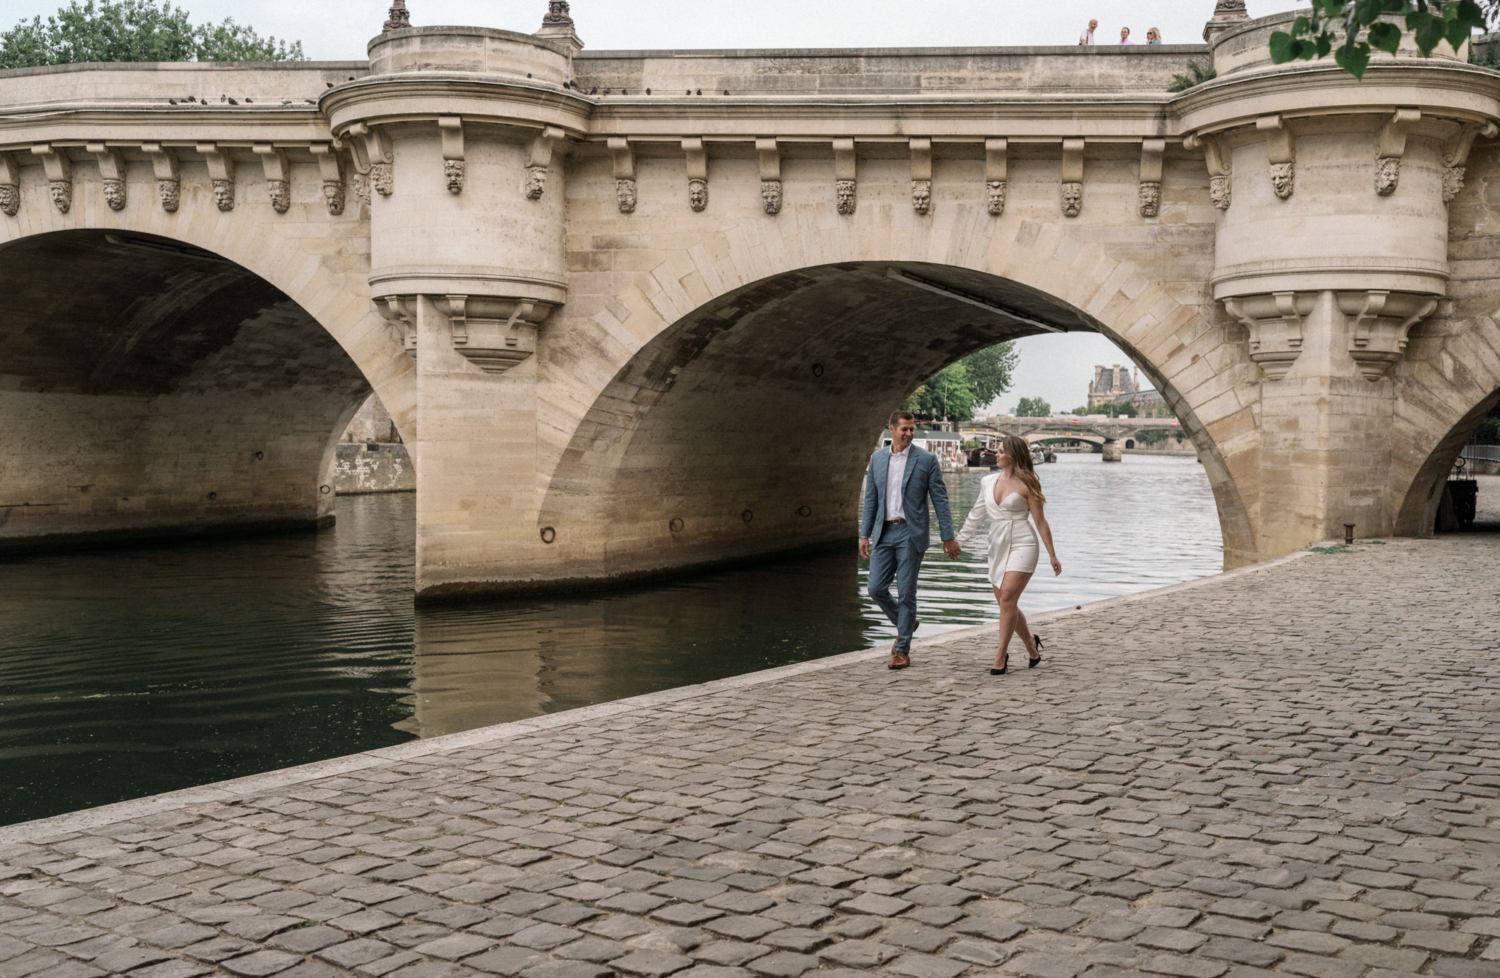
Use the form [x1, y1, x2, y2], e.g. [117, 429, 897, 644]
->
[0, 230, 372, 548]
[534, 262, 1237, 588]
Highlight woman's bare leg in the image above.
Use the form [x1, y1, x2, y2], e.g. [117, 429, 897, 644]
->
[1014, 608, 1038, 659]
[992, 571, 1034, 669]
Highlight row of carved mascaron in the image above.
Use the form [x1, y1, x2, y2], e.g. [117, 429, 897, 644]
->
[4, 113, 1491, 221]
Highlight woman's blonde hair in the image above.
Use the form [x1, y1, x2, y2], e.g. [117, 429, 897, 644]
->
[1001, 434, 1046, 504]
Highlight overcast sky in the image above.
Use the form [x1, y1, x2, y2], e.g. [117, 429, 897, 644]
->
[6, 1, 1311, 54]
[4, 0, 1309, 414]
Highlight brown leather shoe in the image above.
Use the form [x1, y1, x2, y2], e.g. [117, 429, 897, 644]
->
[888, 646, 911, 670]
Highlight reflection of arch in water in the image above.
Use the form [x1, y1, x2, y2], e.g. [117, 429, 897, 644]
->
[399, 552, 867, 739]
[541, 261, 1250, 584]
[0, 227, 409, 546]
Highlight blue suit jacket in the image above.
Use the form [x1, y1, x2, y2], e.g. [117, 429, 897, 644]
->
[861, 445, 957, 550]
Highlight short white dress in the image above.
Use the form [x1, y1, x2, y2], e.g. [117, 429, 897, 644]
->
[955, 473, 1041, 584]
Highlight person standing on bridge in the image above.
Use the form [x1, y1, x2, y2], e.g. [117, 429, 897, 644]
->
[953, 434, 1062, 675]
[860, 411, 960, 671]
[1079, 19, 1098, 45]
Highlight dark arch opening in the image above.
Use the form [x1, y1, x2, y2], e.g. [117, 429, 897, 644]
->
[0, 229, 374, 550]
[542, 261, 1250, 584]
[1399, 387, 1500, 535]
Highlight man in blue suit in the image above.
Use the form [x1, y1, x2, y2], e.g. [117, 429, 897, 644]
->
[860, 410, 960, 670]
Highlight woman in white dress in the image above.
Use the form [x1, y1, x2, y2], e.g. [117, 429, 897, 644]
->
[954, 434, 1062, 674]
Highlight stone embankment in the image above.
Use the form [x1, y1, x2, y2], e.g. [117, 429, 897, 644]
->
[1, 536, 1498, 978]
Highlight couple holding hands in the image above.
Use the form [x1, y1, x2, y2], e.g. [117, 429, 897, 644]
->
[859, 411, 1062, 675]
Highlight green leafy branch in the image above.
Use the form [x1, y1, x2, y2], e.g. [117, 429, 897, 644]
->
[1270, 0, 1488, 79]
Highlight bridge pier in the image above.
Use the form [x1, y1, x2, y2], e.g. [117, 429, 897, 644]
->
[1101, 439, 1123, 463]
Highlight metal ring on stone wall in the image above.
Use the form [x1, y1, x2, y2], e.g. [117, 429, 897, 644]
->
[742, 510, 754, 523]
[669, 518, 684, 532]
[798, 506, 811, 517]
[320, 485, 331, 494]
[207, 491, 217, 500]
[540, 526, 557, 544]
[253, 451, 264, 460]
[812, 364, 824, 377]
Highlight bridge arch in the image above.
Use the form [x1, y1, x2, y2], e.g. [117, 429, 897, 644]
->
[0, 177, 411, 547]
[539, 247, 1258, 585]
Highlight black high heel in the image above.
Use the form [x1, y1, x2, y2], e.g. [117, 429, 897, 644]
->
[1028, 635, 1044, 668]
[990, 653, 1008, 676]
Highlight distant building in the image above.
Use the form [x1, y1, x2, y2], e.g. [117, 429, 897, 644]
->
[1087, 364, 1168, 416]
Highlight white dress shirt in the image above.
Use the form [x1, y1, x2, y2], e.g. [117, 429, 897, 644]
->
[886, 447, 910, 520]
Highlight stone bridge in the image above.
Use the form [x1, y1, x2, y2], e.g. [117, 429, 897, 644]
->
[965, 418, 1184, 460]
[3, 1, 1500, 598]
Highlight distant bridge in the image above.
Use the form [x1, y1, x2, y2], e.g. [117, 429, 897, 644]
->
[960, 417, 1184, 461]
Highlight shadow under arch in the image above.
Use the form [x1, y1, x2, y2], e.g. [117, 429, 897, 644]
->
[542, 261, 1253, 582]
[0, 228, 381, 549]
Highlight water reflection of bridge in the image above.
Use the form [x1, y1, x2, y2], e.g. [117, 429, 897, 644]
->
[960, 417, 1185, 461]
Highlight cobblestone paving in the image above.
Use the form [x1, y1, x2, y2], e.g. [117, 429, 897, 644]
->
[3, 537, 1499, 978]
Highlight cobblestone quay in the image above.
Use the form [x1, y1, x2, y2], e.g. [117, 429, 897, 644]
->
[3, 537, 1499, 978]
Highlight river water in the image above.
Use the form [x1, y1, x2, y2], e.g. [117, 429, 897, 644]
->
[0, 454, 1220, 826]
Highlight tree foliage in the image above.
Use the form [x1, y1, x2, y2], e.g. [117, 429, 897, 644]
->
[902, 362, 979, 422]
[1014, 397, 1051, 417]
[1270, 0, 1489, 79]
[901, 342, 1017, 423]
[1477, 400, 1500, 443]
[1, 0, 305, 69]
[958, 342, 1018, 409]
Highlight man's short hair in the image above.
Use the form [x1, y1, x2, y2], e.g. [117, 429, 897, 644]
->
[889, 410, 916, 427]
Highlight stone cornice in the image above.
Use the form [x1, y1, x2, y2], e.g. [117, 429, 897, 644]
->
[321, 75, 591, 137]
[0, 110, 336, 152]
[583, 99, 1174, 139]
[1174, 62, 1500, 134]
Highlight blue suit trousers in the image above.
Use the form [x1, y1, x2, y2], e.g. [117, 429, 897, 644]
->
[867, 521, 924, 653]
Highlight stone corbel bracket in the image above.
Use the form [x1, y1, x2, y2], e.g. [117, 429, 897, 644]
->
[441, 294, 555, 373]
[1338, 290, 1439, 380]
[1441, 120, 1498, 203]
[347, 123, 393, 197]
[910, 137, 933, 215]
[834, 138, 856, 215]
[88, 143, 127, 211]
[32, 144, 73, 214]
[1257, 115, 1295, 200]
[143, 143, 179, 212]
[310, 142, 346, 216]
[608, 137, 636, 213]
[756, 137, 782, 215]
[1185, 132, 1232, 210]
[374, 296, 418, 359]
[1375, 108, 1421, 196]
[199, 142, 235, 212]
[526, 126, 564, 201]
[438, 116, 466, 194]
[1138, 138, 1164, 218]
[985, 138, 1007, 216]
[253, 144, 291, 214]
[0, 151, 19, 217]
[1060, 138, 1084, 218]
[683, 137, 708, 212]
[1224, 291, 1314, 380]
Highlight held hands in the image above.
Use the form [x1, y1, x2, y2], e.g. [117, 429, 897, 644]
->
[859, 537, 871, 559]
[943, 539, 961, 559]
